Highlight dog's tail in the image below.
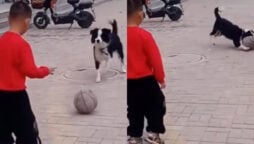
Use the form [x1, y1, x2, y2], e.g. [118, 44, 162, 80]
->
[214, 7, 221, 19]
[109, 19, 118, 34]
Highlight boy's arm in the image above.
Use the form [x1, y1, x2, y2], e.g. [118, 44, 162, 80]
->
[144, 33, 165, 84]
[19, 43, 50, 78]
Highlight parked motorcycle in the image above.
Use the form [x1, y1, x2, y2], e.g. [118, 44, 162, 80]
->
[143, 0, 183, 21]
[33, 0, 95, 29]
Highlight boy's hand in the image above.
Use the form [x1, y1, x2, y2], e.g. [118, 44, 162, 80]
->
[49, 67, 56, 75]
[160, 82, 166, 89]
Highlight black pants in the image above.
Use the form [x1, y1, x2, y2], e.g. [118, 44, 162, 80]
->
[127, 76, 166, 137]
[0, 90, 41, 144]
[44, 0, 53, 14]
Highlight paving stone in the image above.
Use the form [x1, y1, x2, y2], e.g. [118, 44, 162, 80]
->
[201, 131, 228, 143]
[227, 138, 254, 144]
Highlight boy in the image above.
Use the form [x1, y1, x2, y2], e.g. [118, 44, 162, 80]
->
[0, 2, 54, 144]
[127, 0, 166, 144]
[44, 0, 57, 14]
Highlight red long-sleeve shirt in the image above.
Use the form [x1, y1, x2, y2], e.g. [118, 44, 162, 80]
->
[0, 31, 50, 91]
[127, 26, 165, 84]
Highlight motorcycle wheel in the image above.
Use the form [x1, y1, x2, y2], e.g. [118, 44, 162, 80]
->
[33, 12, 50, 29]
[77, 11, 94, 29]
[167, 6, 182, 21]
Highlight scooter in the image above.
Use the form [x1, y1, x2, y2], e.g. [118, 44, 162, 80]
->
[144, 0, 183, 21]
[33, 0, 95, 29]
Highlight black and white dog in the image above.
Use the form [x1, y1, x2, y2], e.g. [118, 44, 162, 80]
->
[90, 20, 126, 82]
[210, 7, 252, 51]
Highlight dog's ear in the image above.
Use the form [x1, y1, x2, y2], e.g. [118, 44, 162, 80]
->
[90, 28, 98, 35]
[102, 28, 111, 35]
[90, 28, 98, 44]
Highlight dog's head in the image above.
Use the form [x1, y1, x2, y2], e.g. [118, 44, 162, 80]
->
[244, 29, 254, 33]
[90, 28, 112, 48]
[242, 29, 254, 38]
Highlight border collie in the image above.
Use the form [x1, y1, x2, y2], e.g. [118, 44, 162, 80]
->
[210, 7, 251, 51]
[90, 19, 126, 82]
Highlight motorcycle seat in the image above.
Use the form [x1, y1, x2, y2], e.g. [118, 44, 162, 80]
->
[67, 0, 79, 5]
[168, 0, 181, 5]
[79, 1, 93, 9]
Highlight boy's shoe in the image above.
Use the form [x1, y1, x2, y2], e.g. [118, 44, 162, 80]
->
[144, 133, 164, 144]
[127, 137, 143, 144]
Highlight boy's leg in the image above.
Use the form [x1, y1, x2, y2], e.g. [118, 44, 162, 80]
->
[0, 91, 14, 144]
[144, 77, 166, 134]
[127, 79, 145, 137]
[13, 91, 41, 144]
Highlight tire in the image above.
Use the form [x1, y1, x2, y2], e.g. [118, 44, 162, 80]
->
[167, 6, 182, 21]
[33, 12, 50, 29]
[77, 11, 94, 29]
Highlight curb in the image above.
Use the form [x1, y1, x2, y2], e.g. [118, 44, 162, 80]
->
[0, 0, 110, 29]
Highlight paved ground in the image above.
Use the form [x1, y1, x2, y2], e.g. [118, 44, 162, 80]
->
[2, 0, 254, 144]
[142, 0, 254, 144]
[20, 0, 126, 144]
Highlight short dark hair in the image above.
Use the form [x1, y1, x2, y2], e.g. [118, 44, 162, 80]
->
[127, 0, 144, 16]
[9, 1, 32, 20]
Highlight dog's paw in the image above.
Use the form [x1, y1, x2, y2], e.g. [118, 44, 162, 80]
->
[96, 77, 101, 83]
[242, 48, 251, 51]
[121, 66, 126, 73]
[122, 68, 126, 73]
[239, 46, 251, 51]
